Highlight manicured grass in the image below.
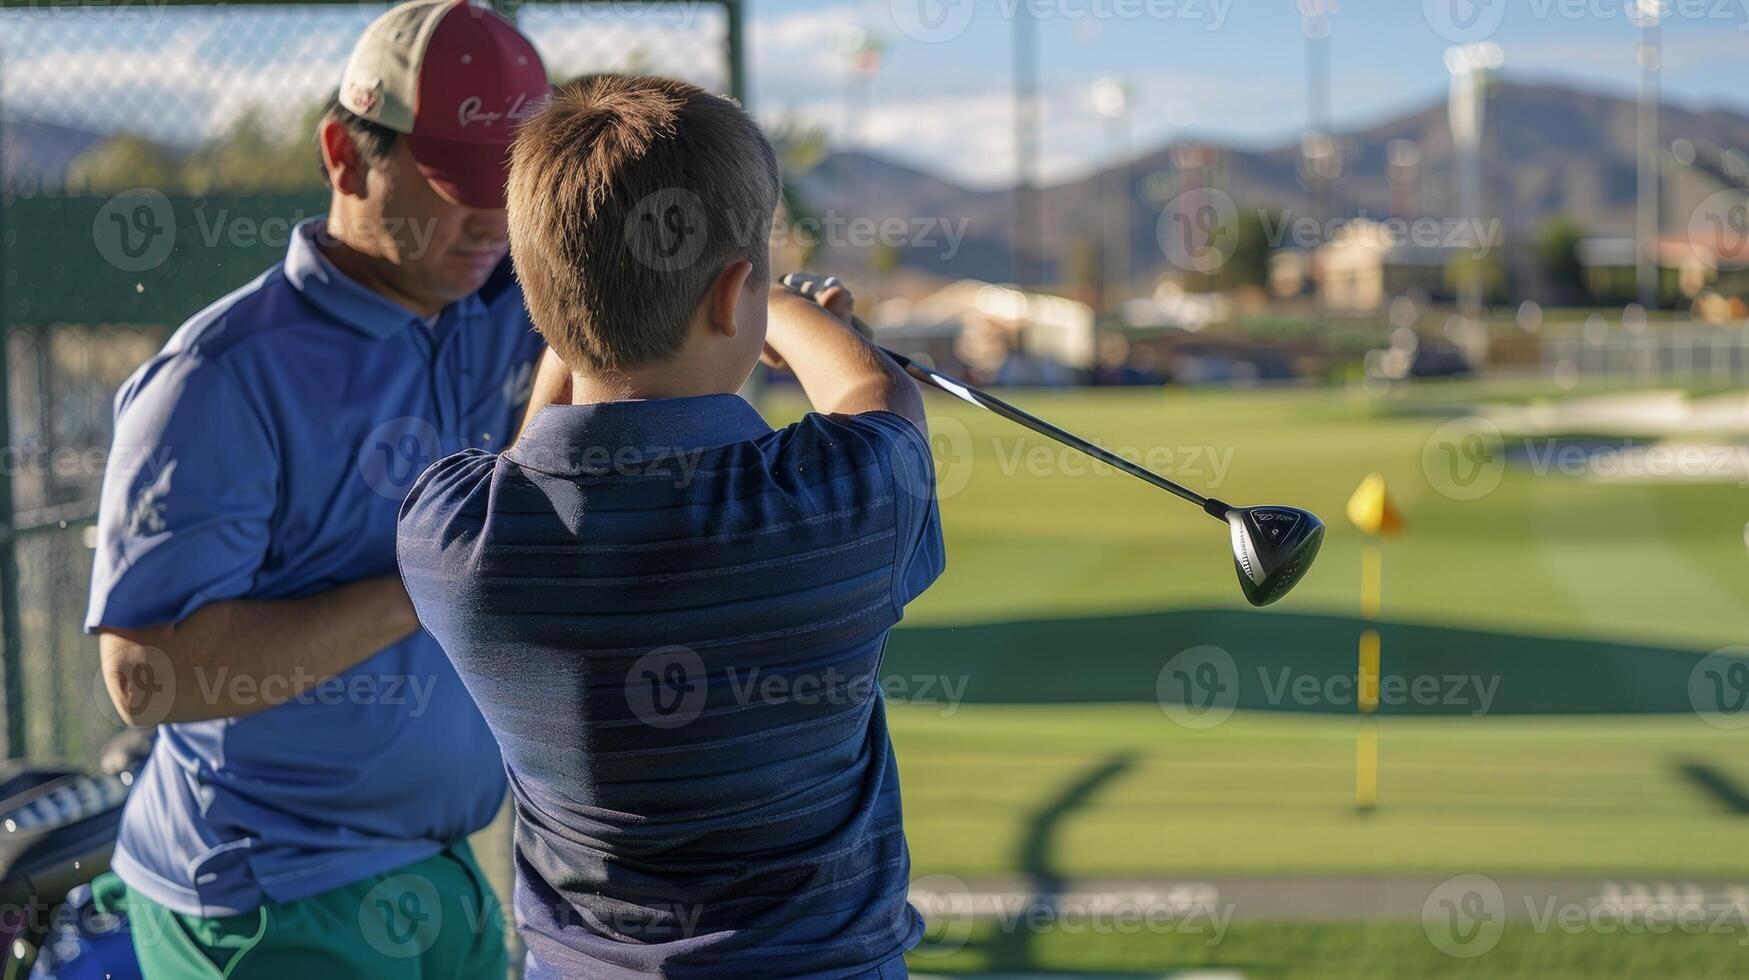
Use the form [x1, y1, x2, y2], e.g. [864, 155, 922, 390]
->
[889, 703, 1748, 976]
[819, 382, 1749, 650]
[889, 706, 1748, 879]
[905, 919, 1749, 978]
[772, 382, 1749, 875]
[789, 382, 1747, 976]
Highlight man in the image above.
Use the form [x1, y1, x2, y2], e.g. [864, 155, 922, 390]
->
[398, 76, 944, 978]
[84, 1, 549, 974]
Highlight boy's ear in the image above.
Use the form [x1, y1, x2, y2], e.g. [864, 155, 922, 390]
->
[705, 260, 754, 339]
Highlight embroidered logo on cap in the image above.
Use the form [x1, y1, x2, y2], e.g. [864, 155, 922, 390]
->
[348, 79, 384, 115]
[457, 92, 538, 128]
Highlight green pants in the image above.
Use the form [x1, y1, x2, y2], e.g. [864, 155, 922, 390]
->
[91, 840, 506, 979]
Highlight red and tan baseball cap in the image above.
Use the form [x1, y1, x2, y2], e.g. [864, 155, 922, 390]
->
[340, 0, 550, 209]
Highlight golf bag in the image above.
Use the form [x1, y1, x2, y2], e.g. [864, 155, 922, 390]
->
[0, 729, 151, 979]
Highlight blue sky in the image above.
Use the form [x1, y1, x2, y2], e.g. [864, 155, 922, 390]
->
[2, 0, 1745, 189]
[749, 0, 1749, 184]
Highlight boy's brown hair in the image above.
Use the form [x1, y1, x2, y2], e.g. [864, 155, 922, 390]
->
[507, 75, 781, 372]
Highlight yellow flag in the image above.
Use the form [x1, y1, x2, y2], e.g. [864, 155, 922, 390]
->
[1347, 473, 1404, 537]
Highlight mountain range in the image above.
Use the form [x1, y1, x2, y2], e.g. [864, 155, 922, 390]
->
[788, 80, 1749, 286]
[6, 79, 1747, 288]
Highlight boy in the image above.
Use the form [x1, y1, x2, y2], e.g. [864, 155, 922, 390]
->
[396, 76, 944, 978]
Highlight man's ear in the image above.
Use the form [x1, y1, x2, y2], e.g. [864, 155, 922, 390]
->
[319, 119, 369, 199]
[705, 260, 754, 339]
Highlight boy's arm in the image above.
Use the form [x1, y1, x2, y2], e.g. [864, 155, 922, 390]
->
[765, 285, 925, 432]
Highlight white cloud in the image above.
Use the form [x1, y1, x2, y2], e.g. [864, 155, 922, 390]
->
[749, 3, 865, 88]
[0, 7, 735, 144]
[764, 66, 1314, 188]
[1508, 31, 1748, 76]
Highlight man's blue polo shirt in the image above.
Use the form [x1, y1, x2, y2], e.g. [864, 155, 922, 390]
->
[397, 396, 945, 978]
[84, 218, 544, 916]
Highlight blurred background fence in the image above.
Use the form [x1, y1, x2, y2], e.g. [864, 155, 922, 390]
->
[0, 0, 745, 762]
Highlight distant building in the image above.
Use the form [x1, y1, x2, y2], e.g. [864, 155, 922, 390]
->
[871, 279, 1096, 385]
[1270, 220, 1472, 312]
[1578, 232, 1749, 304]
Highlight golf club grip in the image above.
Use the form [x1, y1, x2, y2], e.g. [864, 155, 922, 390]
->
[848, 316, 1209, 510]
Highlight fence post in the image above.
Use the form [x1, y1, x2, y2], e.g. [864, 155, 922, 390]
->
[0, 53, 25, 759]
[725, 0, 746, 106]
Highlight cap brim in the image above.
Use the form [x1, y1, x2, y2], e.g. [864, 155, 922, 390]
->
[404, 133, 513, 209]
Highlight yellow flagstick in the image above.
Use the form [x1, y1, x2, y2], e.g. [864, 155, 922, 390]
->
[1355, 717, 1379, 811]
[1356, 622, 1381, 812]
[1358, 623, 1381, 711]
[1346, 474, 1401, 814]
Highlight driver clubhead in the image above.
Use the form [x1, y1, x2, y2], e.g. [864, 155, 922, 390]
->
[1225, 506, 1325, 607]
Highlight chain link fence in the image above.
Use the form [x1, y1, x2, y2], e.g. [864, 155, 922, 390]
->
[0, 0, 743, 764]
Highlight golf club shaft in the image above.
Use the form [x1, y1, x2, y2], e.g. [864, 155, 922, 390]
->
[848, 315, 1222, 515]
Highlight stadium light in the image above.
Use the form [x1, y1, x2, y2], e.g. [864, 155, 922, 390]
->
[1631, 0, 1662, 309]
[1446, 41, 1502, 337]
[1091, 77, 1134, 315]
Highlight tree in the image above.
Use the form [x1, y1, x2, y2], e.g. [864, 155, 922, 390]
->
[765, 115, 831, 271]
[182, 114, 324, 193]
[1444, 249, 1507, 304]
[1536, 215, 1587, 302]
[1184, 206, 1273, 293]
[65, 135, 181, 194]
[1063, 236, 1103, 309]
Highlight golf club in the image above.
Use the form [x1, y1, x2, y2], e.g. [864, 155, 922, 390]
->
[781, 274, 1325, 606]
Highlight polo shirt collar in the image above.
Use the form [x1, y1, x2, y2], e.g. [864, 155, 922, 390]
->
[510, 395, 772, 475]
[283, 217, 486, 339]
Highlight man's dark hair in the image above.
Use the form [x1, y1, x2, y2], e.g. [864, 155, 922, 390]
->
[315, 90, 398, 184]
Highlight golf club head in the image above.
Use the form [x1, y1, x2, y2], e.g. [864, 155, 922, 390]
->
[1225, 506, 1325, 607]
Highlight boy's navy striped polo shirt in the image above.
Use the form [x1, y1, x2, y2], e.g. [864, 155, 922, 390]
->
[397, 394, 945, 979]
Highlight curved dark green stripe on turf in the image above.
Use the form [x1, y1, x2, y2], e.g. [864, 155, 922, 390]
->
[883, 609, 1718, 715]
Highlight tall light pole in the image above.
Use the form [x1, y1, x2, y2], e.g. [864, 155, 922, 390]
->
[838, 26, 887, 285]
[1092, 77, 1133, 316]
[1300, 0, 1335, 235]
[1013, 3, 1040, 288]
[1446, 42, 1502, 326]
[1633, 0, 1662, 309]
